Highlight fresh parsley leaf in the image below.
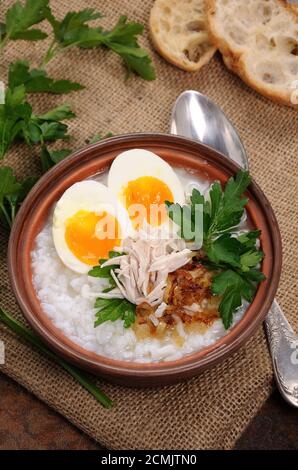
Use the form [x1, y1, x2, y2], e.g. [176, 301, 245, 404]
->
[240, 250, 264, 272]
[22, 120, 68, 145]
[209, 181, 222, 220]
[0, 85, 32, 158]
[190, 188, 205, 206]
[237, 230, 261, 251]
[21, 104, 75, 147]
[40, 145, 53, 173]
[206, 231, 264, 273]
[88, 251, 123, 286]
[207, 171, 251, 239]
[0, 77, 74, 157]
[1, 0, 48, 48]
[122, 302, 136, 328]
[43, 8, 155, 80]
[42, 7, 103, 65]
[39, 145, 72, 173]
[242, 268, 266, 283]
[98, 16, 156, 81]
[49, 148, 72, 163]
[90, 251, 136, 328]
[45, 8, 102, 47]
[87, 132, 113, 144]
[212, 268, 259, 328]
[0, 166, 36, 228]
[90, 269, 117, 288]
[218, 287, 242, 330]
[8, 60, 84, 94]
[94, 298, 136, 328]
[0, 23, 6, 41]
[37, 104, 75, 121]
[94, 298, 112, 310]
[94, 299, 122, 327]
[206, 234, 241, 268]
[208, 230, 265, 328]
[108, 250, 123, 259]
[0, 167, 20, 206]
[212, 269, 243, 296]
[38, 121, 69, 141]
[17, 175, 37, 202]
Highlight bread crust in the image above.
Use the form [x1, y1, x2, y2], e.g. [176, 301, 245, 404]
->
[206, 0, 298, 108]
[150, 0, 216, 72]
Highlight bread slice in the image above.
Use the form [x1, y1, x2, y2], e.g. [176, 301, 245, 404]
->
[149, 0, 216, 72]
[206, 0, 298, 107]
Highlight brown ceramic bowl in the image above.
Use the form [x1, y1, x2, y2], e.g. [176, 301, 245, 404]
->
[8, 134, 282, 386]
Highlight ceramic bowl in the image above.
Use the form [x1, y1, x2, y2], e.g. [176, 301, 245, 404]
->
[8, 134, 282, 386]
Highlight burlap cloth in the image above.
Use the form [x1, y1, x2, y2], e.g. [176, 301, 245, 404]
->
[0, 0, 297, 450]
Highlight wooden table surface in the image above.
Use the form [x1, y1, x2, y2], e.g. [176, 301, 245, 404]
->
[0, 372, 297, 450]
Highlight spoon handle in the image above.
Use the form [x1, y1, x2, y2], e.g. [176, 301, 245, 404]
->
[265, 300, 298, 407]
[170, 90, 298, 407]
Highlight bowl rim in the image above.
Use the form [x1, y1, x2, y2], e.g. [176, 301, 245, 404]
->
[8, 132, 282, 380]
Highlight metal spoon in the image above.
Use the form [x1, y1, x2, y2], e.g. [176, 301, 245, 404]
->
[170, 90, 298, 407]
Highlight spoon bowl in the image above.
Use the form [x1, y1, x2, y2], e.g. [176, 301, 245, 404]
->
[170, 90, 248, 169]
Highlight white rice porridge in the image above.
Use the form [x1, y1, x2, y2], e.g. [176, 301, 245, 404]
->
[31, 166, 247, 363]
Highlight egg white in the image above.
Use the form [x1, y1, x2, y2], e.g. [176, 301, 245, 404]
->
[108, 149, 186, 209]
[52, 180, 132, 274]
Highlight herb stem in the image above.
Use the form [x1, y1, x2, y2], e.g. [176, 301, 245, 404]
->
[41, 39, 58, 68]
[10, 202, 16, 225]
[0, 203, 12, 228]
[0, 35, 9, 53]
[0, 307, 113, 409]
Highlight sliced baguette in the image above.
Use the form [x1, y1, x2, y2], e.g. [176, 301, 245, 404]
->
[206, 0, 298, 107]
[149, 0, 216, 72]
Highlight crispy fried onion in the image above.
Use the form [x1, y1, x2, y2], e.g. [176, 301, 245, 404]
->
[136, 259, 219, 330]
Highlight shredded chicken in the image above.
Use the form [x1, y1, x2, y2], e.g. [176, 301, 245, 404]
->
[96, 225, 220, 334]
[99, 223, 192, 306]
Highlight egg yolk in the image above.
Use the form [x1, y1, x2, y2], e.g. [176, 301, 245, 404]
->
[123, 176, 173, 227]
[65, 210, 120, 265]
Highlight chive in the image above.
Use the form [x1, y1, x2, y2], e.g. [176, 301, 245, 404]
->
[0, 307, 113, 409]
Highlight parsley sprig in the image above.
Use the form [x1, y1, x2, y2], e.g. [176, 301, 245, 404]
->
[87, 132, 113, 144]
[0, 128, 114, 230]
[166, 171, 266, 329]
[94, 298, 136, 329]
[204, 171, 251, 245]
[42, 7, 103, 66]
[89, 250, 122, 286]
[95, 15, 156, 81]
[8, 60, 84, 94]
[89, 251, 136, 329]
[0, 0, 49, 52]
[42, 10, 155, 80]
[1, 3, 155, 81]
[0, 79, 75, 159]
[0, 166, 37, 229]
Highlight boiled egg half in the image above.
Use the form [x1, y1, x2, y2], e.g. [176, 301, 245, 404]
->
[52, 180, 131, 273]
[108, 149, 185, 228]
